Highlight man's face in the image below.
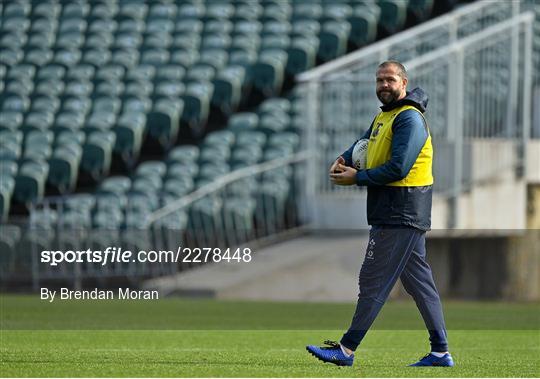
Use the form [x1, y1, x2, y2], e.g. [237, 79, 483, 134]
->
[376, 65, 407, 105]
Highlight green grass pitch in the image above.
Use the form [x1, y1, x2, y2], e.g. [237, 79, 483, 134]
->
[1, 295, 539, 377]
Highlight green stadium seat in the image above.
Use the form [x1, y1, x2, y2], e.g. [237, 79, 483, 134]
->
[233, 2, 263, 20]
[203, 130, 236, 148]
[181, 81, 214, 135]
[112, 112, 146, 164]
[318, 21, 351, 62]
[136, 161, 167, 178]
[259, 97, 291, 114]
[267, 132, 300, 150]
[131, 177, 162, 193]
[201, 34, 232, 51]
[292, 3, 323, 20]
[98, 176, 131, 197]
[230, 34, 260, 53]
[167, 145, 200, 165]
[0, 224, 20, 276]
[259, 113, 290, 135]
[21, 111, 54, 133]
[175, 19, 203, 35]
[199, 47, 229, 69]
[407, 0, 434, 23]
[197, 163, 230, 181]
[152, 210, 187, 253]
[261, 35, 290, 50]
[0, 143, 21, 161]
[2, 95, 30, 113]
[286, 36, 319, 75]
[47, 144, 83, 193]
[140, 48, 170, 66]
[13, 160, 49, 205]
[81, 131, 116, 179]
[255, 178, 290, 232]
[163, 178, 194, 198]
[0, 176, 15, 220]
[235, 131, 267, 147]
[64, 193, 95, 214]
[0, 160, 18, 177]
[95, 64, 125, 82]
[234, 20, 263, 36]
[54, 130, 86, 147]
[199, 145, 231, 165]
[230, 145, 263, 166]
[36, 64, 66, 81]
[0, 112, 23, 132]
[166, 162, 199, 180]
[212, 66, 246, 115]
[31, 96, 61, 114]
[348, 5, 379, 47]
[378, 0, 408, 36]
[170, 49, 200, 68]
[226, 176, 259, 198]
[52, 112, 85, 134]
[93, 209, 124, 229]
[147, 99, 183, 149]
[189, 196, 223, 241]
[252, 49, 288, 96]
[222, 196, 256, 242]
[261, 3, 292, 22]
[228, 112, 259, 133]
[184, 64, 216, 83]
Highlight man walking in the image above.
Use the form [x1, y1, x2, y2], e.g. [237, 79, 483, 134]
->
[306, 61, 453, 367]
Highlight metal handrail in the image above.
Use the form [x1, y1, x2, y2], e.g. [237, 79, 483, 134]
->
[297, 0, 519, 82]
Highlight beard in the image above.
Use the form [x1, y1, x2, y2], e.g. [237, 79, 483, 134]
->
[376, 88, 401, 104]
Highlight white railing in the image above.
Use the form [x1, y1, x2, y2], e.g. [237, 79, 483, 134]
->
[297, 11, 534, 228]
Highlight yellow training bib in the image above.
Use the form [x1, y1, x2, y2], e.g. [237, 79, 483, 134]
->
[366, 105, 434, 187]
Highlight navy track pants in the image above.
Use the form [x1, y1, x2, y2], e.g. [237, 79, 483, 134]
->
[340, 225, 449, 352]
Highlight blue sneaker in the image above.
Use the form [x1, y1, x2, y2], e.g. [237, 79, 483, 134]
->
[306, 340, 354, 367]
[409, 353, 454, 367]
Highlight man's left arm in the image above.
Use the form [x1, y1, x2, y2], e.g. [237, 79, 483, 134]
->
[356, 110, 428, 186]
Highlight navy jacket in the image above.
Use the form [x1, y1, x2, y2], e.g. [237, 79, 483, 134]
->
[341, 88, 433, 231]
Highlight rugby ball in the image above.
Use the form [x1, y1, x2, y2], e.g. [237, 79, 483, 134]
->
[351, 139, 368, 170]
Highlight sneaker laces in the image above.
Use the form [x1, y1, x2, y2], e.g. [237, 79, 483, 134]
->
[322, 340, 340, 349]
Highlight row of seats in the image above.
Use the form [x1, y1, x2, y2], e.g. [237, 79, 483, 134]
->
[0, 0, 448, 221]
[21, 93, 304, 239]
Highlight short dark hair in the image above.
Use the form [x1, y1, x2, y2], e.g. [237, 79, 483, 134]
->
[378, 60, 407, 79]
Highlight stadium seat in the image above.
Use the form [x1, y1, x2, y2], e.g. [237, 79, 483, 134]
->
[378, 0, 408, 36]
[203, 130, 236, 148]
[252, 49, 288, 96]
[167, 145, 200, 165]
[0, 224, 20, 276]
[81, 131, 116, 179]
[286, 37, 319, 75]
[230, 145, 263, 166]
[318, 21, 351, 62]
[166, 162, 199, 181]
[181, 81, 214, 136]
[211, 66, 246, 114]
[0, 176, 15, 221]
[222, 196, 256, 243]
[199, 145, 231, 165]
[47, 144, 83, 193]
[0, 112, 23, 132]
[112, 112, 146, 164]
[228, 112, 259, 133]
[235, 131, 267, 147]
[147, 99, 183, 149]
[13, 160, 49, 205]
[98, 176, 131, 197]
